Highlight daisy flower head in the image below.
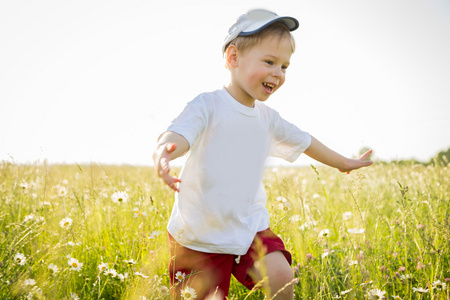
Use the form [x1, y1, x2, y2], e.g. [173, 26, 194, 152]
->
[348, 260, 358, 266]
[48, 263, 59, 275]
[342, 211, 353, 221]
[124, 258, 136, 265]
[360, 280, 373, 288]
[14, 252, 27, 265]
[340, 288, 353, 296]
[321, 249, 334, 259]
[23, 279, 36, 286]
[391, 296, 403, 300]
[366, 288, 386, 299]
[104, 268, 117, 277]
[432, 279, 447, 290]
[98, 262, 108, 272]
[133, 209, 147, 218]
[400, 274, 412, 281]
[24, 214, 35, 222]
[181, 286, 197, 299]
[319, 229, 330, 238]
[59, 217, 73, 229]
[347, 228, 365, 234]
[148, 230, 161, 240]
[111, 191, 129, 204]
[71, 293, 80, 300]
[55, 184, 68, 197]
[412, 287, 429, 293]
[175, 271, 186, 282]
[289, 214, 301, 222]
[278, 201, 292, 211]
[68, 257, 83, 272]
[134, 272, 149, 278]
[276, 196, 288, 203]
[117, 273, 128, 282]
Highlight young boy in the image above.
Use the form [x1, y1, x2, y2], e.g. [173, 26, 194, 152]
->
[153, 9, 373, 300]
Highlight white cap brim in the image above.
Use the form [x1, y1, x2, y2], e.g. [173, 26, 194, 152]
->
[222, 9, 299, 53]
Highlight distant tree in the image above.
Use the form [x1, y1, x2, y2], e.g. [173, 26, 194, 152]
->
[429, 148, 450, 166]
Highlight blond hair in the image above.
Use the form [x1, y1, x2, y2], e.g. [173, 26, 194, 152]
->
[223, 21, 296, 55]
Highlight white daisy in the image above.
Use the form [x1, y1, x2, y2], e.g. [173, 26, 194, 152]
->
[19, 180, 28, 190]
[366, 288, 386, 299]
[347, 228, 365, 234]
[340, 289, 353, 295]
[400, 274, 413, 280]
[342, 211, 353, 221]
[319, 229, 330, 237]
[278, 201, 292, 211]
[391, 296, 403, 300]
[133, 208, 147, 218]
[104, 268, 117, 277]
[14, 252, 27, 265]
[55, 185, 68, 197]
[134, 272, 149, 278]
[59, 217, 73, 229]
[24, 214, 35, 222]
[71, 293, 80, 300]
[289, 214, 302, 222]
[276, 196, 288, 202]
[111, 191, 129, 204]
[48, 263, 59, 274]
[321, 249, 334, 259]
[23, 279, 36, 286]
[360, 280, 373, 287]
[181, 286, 197, 299]
[175, 271, 186, 282]
[148, 230, 161, 239]
[68, 257, 83, 272]
[348, 260, 358, 266]
[412, 287, 429, 293]
[117, 273, 128, 282]
[432, 280, 447, 290]
[98, 262, 108, 272]
[124, 258, 136, 265]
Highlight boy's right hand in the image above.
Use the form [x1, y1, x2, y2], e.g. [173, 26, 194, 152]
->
[154, 142, 182, 192]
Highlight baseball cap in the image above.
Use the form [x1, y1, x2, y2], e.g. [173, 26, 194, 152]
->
[222, 9, 299, 53]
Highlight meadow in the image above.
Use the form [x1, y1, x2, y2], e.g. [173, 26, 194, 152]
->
[0, 160, 448, 299]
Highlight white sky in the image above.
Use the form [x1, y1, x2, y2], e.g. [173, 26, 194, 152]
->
[1, 0, 449, 166]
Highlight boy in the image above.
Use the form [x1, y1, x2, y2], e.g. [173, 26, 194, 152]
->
[153, 9, 373, 300]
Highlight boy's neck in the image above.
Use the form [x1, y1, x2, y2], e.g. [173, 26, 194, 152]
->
[224, 84, 256, 108]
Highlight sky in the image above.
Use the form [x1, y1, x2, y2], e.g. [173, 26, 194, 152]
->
[1, 0, 449, 167]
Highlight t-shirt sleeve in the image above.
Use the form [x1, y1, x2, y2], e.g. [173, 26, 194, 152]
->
[268, 111, 312, 163]
[166, 97, 208, 148]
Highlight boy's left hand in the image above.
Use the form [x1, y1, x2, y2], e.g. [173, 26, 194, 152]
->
[340, 149, 373, 174]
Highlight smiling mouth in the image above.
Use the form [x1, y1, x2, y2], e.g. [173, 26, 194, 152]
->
[263, 82, 276, 93]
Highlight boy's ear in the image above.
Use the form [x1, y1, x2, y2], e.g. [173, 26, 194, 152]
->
[226, 45, 238, 68]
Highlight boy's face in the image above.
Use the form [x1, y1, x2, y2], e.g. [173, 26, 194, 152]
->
[227, 34, 293, 107]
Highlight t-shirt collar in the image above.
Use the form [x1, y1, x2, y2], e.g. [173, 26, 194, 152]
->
[220, 87, 258, 117]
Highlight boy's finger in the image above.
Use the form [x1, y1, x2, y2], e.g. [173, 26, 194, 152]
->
[166, 143, 177, 153]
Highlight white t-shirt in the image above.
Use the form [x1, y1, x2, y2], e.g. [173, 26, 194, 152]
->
[167, 88, 311, 255]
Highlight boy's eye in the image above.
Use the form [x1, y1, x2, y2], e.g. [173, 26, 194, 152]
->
[265, 60, 273, 65]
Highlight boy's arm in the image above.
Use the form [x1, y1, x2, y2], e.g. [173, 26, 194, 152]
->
[304, 136, 373, 173]
[153, 131, 190, 192]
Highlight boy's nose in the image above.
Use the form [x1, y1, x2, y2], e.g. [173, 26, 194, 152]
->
[272, 67, 283, 77]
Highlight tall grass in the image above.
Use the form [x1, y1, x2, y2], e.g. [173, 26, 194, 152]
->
[0, 161, 448, 299]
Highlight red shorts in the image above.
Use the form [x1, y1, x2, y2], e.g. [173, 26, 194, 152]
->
[168, 228, 292, 299]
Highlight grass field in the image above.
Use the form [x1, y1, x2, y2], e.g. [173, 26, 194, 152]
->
[0, 160, 449, 299]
